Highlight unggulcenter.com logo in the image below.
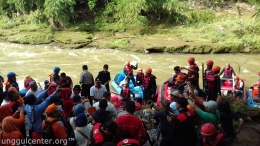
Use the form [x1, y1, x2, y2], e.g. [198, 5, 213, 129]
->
[1, 138, 71, 145]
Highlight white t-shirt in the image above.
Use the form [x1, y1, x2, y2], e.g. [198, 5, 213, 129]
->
[25, 86, 43, 97]
[90, 85, 107, 101]
[93, 101, 117, 117]
[74, 124, 93, 146]
[1, 99, 8, 106]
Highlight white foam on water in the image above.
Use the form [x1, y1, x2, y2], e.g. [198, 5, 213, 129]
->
[93, 55, 101, 62]
[242, 69, 249, 73]
[25, 53, 37, 57]
[130, 54, 140, 61]
[68, 52, 77, 57]
[15, 61, 24, 65]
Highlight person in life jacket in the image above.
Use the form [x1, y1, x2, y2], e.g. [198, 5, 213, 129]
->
[24, 75, 35, 91]
[198, 123, 227, 146]
[91, 121, 118, 146]
[167, 66, 187, 87]
[50, 66, 61, 82]
[123, 61, 136, 87]
[219, 63, 236, 78]
[204, 60, 214, 90]
[120, 82, 131, 101]
[181, 65, 199, 88]
[47, 75, 62, 96]
[233, 76, 244, 99]
[136, 68, 144, 86]
[143, 68, 157, 106]
[206, 66, 221, 101]
[4, 72, 19, 91]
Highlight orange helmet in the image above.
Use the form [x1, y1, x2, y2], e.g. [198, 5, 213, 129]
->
[206, 60, 214, 66]
[234, 76, 239, 80]
[188, 57, 195, 63]
[200, 123, 216, 136]
[145, 68, 152, 74]
[125, 61, 130, 66]
[212, 65, 221, 72]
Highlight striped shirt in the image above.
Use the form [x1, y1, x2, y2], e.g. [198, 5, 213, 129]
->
[79, 70, 94, 84]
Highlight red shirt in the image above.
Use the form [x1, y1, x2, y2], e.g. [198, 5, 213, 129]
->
[61, 76, 72, 88]
[116, 114, 145, 140]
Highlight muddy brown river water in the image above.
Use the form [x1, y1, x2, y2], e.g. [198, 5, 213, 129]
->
[0, 42, 259, 90]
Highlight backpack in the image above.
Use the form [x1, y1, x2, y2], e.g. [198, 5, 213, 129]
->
[41, 119, 58, 143]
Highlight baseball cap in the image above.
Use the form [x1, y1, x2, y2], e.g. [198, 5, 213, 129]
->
[7, 72, 17, 79]
[45, 103, 62, 114]
[53, 67, 61, 72]
[95, 78, 101, 82]
[170, 90, 179, 97]
[74, 104, 85, 116]
[203, 100, 218, 113]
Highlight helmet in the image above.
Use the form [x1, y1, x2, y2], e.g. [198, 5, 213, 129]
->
[212, 66, 221, 72]
[200, 123, 216, 136]
[145, 68, 152, 74]
[139, 68, 143, 71]
[124, 82, 129, 85]
[135, 102, 142, 111]
[125, 61, 130, 66]
[188, 57, 195, 63]
[206, 60, 214, 66]
[189, 65, 196, 70]
[53, 67, 61, 72]
[174, 66, 181, 71]
[7, 72, 17, 79]
[234, 76, 239, 80]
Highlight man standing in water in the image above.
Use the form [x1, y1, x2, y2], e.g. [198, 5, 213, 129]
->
[96, 64, 111, 92]
[80, 65, 94, 104]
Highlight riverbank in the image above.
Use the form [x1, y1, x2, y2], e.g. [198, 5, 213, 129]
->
[0, 2, 259, 54]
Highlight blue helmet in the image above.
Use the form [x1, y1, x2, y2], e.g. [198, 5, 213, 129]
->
[7, 72, 17, 79]
[53, 67, 61, 72]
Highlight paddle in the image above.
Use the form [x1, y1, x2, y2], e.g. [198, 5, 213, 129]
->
[87, 107, 96, 116]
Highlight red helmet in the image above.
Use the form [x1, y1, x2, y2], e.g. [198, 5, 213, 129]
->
[125, 61, 130, 66]
[188, 57, 195, 63]
[206, 60, 214, 66]
[200, 123, 216, 136]
[124, 82, 129, 85]
[189, 65, 196, 70]
[212, 65, 221, 72]
[135, 102, 142, 111]
[234, 76, 239, 80]
[145, 68, 152, 74]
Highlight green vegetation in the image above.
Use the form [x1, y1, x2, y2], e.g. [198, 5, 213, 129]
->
[0, 0, 260, 52]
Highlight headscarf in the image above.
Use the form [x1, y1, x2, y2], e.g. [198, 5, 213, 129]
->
[73, 104, 85, 116]
[62, 100, 74, 120]
[24, 77, 35, 90]
[2, 116, 20, 132]
[0, 104, 12, 123]
[60, 88, 72, 100]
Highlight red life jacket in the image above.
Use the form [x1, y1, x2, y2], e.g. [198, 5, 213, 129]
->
[206, 72, 218, 90]
[190, 63, 199, 72]
[234, 81, 244, 90]
[24, 78, 35, 90]
[122, 87, 130, 98]
[93, 123, 104, 144]
[125, 65, 133, 75]
[202, 133, 224, 146]
[143, 74, 156, 89]
[136, 72, 144, 82]
[47, 83, 57, 96]
[223, 67, 233, 77]
[117, 138, 140, 146]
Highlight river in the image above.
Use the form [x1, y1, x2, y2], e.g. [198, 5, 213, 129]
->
[0, 42, 259, 91]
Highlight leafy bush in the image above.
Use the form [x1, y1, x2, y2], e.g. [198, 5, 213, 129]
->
[187, 10, 216, 24]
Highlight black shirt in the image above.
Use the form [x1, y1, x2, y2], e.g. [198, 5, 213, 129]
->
[220, 111, 240, 138]
[96, 71, 111, 85]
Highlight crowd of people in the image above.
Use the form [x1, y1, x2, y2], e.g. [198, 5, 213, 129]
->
[0, 57, 247, 146]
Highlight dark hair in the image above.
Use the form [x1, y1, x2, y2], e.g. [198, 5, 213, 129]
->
[218, 100, 231, 114]
[103, 91, 111, 99]
[24, 94, 36, 105]
[73, 95, 81, 103]
[174, 66, 181, 71]
[60, 72, 66, 77]
[102, 121, 117, 135]
[53, 75, 60, 82]
[186, 78, 196, 86]
[103, 64, 109, 69]
[175, 97, 188, 108]
[2, 91, 7, 98]
[99, 99, 108, 109]
[82, 65, 88, 70]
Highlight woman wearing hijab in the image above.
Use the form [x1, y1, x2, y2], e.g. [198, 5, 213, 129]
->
[0, 116, 23, 146]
